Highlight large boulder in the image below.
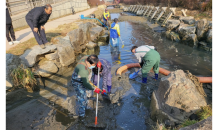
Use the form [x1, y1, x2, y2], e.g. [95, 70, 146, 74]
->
[67, 29, 86, 54]
[206, 29, 212, 45]
[98, 34, 109, 42]
[35, 60, 58, 77]
[20, 45, 57, 67]
[196, 19, 209, 40]
[182, 34, 198, 47]
[53, 35, 71, 46]
[56, 44, 75, 67]
[6, 54, 23, 90]
[180, 16, 195, 25]
[90, 26, 105, 42]
[178, 24, 196, 38]
[150, 70, 207, 123]
[179, 116, 212, 130]
[79, 22, 94, 44]
[45, 51, 59, 61]
[165, 20, 180, 31]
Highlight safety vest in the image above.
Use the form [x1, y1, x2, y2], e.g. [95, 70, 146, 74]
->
[103, 11, 110, 20]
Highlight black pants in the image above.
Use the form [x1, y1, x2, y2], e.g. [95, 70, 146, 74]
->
[6, 24, 16, 42]
[26, 18, 48, 45]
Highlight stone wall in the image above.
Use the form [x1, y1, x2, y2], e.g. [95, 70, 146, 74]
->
[11, 0, 90, 29]
[123, 5, 212, 52]
[6, 22, 109, 90]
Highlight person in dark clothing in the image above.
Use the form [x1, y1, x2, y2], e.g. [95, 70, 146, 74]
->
[6, 7, 20, 45]
[25, 4, 52, 49]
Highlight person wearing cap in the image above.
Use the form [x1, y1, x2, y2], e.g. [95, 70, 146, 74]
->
[25, 4, 52, 49]
[71, 55, 101, 117]
[92, 58, 112, 94]
[5, 2, 20, 45]
[131, 45, 160, 83]
[103, 9, 110, 27]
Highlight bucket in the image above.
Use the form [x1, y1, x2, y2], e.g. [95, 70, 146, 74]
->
[80, 14, 84, 19]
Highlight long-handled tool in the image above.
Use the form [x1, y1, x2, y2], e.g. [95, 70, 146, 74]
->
[129, 68, 141, 79]
[119, 36, 125, 48]
[95, 61, 101, 126]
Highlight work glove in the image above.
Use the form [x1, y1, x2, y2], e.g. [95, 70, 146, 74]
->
[97, 61, 102, 68]
[153, 73, 158, 80]
[101, 89, 107, 95]
[107, 85, 111, 93]
[94, 87, 100, 94]
[142, 77, 147, 84]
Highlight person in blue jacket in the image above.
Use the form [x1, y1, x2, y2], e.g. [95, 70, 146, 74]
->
[110, 18, 120, 52]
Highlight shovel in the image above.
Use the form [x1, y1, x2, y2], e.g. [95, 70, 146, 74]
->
[129, 69, 141, 79]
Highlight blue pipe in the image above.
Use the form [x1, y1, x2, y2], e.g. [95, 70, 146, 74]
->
[80, 15, 109, 30]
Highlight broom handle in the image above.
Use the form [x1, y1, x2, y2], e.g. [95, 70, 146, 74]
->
[119, 36, 124, 45]
[95, 67, 100, 126]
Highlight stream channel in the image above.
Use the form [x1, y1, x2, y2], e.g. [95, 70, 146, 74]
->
[6, 12, 212, 130]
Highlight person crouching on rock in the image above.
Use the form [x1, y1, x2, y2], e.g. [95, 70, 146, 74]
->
[25, 4, 52, 49]
[131, 45, 160, 83]
[92, 58, 112, 94]
[71, 55, 101, 118]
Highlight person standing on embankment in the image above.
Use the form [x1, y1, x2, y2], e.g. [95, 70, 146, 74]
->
[25, 4, 52, 49]
[92, 58, 112, 94]
[71, 55, 101, 118]
[131, 45, 160, 83]
[6, 6, 20, 45]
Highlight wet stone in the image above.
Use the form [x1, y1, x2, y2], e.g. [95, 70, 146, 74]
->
[180, 16, 195, 25]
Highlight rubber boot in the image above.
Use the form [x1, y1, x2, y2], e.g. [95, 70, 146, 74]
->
[153, 73, 158, 80]
[107, 85, 111, 93]
[142, 77, 147, 84]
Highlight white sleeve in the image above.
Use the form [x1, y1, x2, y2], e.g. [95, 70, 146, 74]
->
[134, 53, 141, 63]
[149, 46, 155, 49]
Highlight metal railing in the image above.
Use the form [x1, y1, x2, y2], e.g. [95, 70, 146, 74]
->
[6, 0, 66, 16]
[8, 0, 87, 22]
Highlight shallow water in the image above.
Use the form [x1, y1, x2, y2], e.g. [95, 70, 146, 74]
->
[95, 13, 212, 129]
